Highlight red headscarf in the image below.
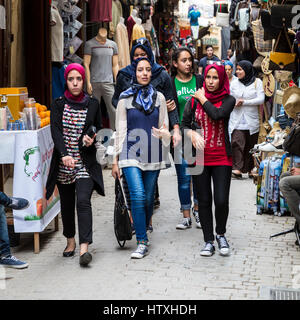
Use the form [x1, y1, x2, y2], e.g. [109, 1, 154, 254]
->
[64, 63, 86, 102]
[203, 64, 230, 104]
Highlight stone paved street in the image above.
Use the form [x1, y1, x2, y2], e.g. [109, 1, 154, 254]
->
[1, 166, 300, 300]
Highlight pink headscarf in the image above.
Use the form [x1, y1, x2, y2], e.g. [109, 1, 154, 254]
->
[64, 63, 85, 82]
[203, 64, 230, 104]
[64, 63, 86, 102]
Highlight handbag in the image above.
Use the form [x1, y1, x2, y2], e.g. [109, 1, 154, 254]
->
[114, 177, 132, 247]
[216, 11, 229, 27]
[182, 97, 200, 167]
[271, 5, 296, 29]
[251, 19, 272, 55]
[283, 123, 300, 157]
[269, 27, 296, 72]
[238, 7, 250, 31]
[260, 9, 280, 41]
[216, 2, 229, 27]
[238, 32, 250, 52]
[258, 103, 271, 144]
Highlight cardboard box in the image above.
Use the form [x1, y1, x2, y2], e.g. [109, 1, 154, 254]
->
[0, 87, 28, 120]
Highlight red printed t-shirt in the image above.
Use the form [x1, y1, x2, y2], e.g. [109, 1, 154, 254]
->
[195, 100, 232, 166]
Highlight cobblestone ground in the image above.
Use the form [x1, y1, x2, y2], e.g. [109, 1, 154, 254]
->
[1, 166, 299, 300]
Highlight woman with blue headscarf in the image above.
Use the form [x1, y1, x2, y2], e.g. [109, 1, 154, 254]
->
[112, 37, 181, 221]
[112, 57, 171, 259]
[224, 60, 237, 85]
[112, 38, 180, 145]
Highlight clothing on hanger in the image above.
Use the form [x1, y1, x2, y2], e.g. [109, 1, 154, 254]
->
[116, 21, 130, 69]
[87, 0, 112, 22]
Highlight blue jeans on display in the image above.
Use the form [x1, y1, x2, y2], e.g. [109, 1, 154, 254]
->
[0, 192, 10, 206]
[174, 158, 192, 211]
[122, 167, 159, 245]
[0, 205, 11, 258]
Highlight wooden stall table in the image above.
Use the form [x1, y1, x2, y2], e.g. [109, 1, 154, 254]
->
[0, 125, 60, 253]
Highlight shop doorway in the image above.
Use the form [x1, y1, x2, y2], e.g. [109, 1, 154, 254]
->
[24, 0, 51, 106]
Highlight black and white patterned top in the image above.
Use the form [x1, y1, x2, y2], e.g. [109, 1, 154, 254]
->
[57, 104, 89, 184]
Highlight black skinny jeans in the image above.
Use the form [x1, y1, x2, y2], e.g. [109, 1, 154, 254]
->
[57, 178, 94, 245]
[193, 165, 232, 243]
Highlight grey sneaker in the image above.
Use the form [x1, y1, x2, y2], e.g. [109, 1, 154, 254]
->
[6, 197, 29, 210]
[192, 209, 201, 228]
[200, 242, 215, 257]
[131, 244, 149, 259]
[216, 235, 230, 256]
[176, 217, 192, 230]
[0, 255, 29, 269]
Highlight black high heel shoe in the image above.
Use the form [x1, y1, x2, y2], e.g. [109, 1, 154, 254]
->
[63, 244, 76, 257]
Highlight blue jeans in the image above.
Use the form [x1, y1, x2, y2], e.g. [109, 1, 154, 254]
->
[0, 192, 10, 206]
[122, 167, 159, 245]
[174, 158, 192, 210]
[0, 205, 11, 257]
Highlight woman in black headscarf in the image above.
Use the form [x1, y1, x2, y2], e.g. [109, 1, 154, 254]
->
[229, 60, 265, 178]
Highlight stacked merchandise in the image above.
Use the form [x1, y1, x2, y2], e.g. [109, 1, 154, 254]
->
[0, 91, 51, 131]
[256, 154, 300, 216]
[59, 1, 83, 64]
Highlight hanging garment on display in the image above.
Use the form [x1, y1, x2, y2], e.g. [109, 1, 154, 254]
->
[0, 5, 5, 30]
[58, 0, 79, 13]
[52, 62, 67, 100]
[87, 0, 112, 22]
[110, 0, 123, 39]
[120, 0, 130, 22]
[126, 15, 136, 44]
[131, 23, 146, 47]
[115, 22, 130, 69]
[221, 26, 231, 60]
[191, 25, 199, 40]
[51, 5, 64, 62]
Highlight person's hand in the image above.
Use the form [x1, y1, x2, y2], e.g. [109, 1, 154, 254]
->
[83, 134, 96, 147]
[172, 128, 182, 147]
[235, 99, 244, 107]
[193, 88, 206, 102]
[166, 99, 176, 112]
[87, 82, 93, 95]
[111, 164, 120, 180]
[152, 124, 171, 140]
[62, 156, 77, 169]
[190, 131, 205, 150]
[291, 167, 300, 176]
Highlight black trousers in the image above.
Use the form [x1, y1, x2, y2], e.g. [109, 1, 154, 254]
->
[57, 178, 94, 245]
[193, 165, 232, 242]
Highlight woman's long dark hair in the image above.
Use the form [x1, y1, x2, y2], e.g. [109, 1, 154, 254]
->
[171, 47, 195, 77]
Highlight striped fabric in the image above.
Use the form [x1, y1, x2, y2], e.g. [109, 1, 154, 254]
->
[57, 104, 90, 184]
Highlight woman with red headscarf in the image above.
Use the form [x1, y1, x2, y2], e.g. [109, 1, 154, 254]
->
[46, 63, 104, 266]
[181, 63, 236, 257]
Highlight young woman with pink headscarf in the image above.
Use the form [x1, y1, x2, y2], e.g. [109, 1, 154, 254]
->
[181, 63, 236, 257]
[46, 63, 104, 267]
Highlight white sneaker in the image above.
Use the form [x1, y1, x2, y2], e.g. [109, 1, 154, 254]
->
[200, 242, 215, 256]
[192, 209, 201, 228]
[258, 143, 278, 152]
[131, 244, 149, 259]
[216, 235, 230, 256]
[176, 217, 192, 230]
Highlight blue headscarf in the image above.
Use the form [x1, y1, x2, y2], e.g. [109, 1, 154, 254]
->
[120, 57, 157, 113]
[120, 38, 164, 80]
[224, 60, 234, 69]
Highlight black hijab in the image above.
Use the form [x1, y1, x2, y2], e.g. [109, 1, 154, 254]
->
[237, 60, 256, 87]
